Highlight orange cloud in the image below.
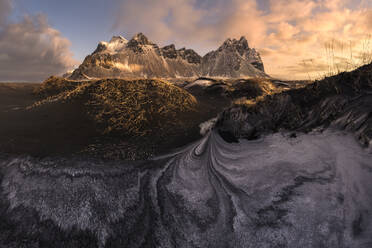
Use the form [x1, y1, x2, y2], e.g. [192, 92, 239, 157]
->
[114, 0, 372, 80]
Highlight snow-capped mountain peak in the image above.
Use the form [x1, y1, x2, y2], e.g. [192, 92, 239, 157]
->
[93, 35, 128, 54]
[202, 35, 265, 77]
[109, 35, 127, 43]
[69, 33, 267, 80]
[128, 33, 153, 46]
[219, 36, 249, 52]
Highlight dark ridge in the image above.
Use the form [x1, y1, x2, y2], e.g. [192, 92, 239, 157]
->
[216, 63, 372, 146]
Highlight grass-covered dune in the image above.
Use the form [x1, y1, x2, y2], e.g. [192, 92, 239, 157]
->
[32, 76, 197, 137]
[0, 76, 291, 160]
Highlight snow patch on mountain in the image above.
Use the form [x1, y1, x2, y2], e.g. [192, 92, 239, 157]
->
[69, 33, 267, 80]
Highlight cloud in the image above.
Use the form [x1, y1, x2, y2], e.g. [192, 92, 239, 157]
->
[267, 0, 317, 22]
[216, 0, 268, 46]
[114, 0, 268, 49]
[0, 0, 11, 26]
[0, 0, 77, 81]
[113, 0, 219, 50]
[114, 0, 372, 80]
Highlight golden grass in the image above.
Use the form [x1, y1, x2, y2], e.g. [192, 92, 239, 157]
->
[34, 76, 85, 97]
[31, 77, 197, 136]
[231, 78, 286, 107]
[233, 95, 266, 107]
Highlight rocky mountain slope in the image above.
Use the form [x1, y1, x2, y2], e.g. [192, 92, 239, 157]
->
[69, 33, 201, 79]
[201, 37, 266, 78]
[68, 33, 267, 80]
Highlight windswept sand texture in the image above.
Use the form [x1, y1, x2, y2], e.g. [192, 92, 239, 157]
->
[0, 130, 371, 247]
[0, 63, 371, 247]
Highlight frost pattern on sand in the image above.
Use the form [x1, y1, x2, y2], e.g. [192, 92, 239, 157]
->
[1, 130, 372, 247]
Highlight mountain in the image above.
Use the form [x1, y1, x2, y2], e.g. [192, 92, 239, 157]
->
[69, 33, 201, 80]
[68, 33, 267, 80]
[201, 37, 266, 78]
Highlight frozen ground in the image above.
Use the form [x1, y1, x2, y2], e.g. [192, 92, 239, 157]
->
[0, 129, 371, 248]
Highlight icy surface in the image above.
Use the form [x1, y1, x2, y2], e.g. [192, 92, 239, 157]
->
[0, 130, 371, 247]
[199, 117, 218, 135]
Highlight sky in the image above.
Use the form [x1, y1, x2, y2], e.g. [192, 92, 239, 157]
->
[0, 0, 371, 81]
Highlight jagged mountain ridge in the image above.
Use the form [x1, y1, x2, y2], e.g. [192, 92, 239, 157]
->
[201, 37, 266, 78]
[69, 33, 267, 80]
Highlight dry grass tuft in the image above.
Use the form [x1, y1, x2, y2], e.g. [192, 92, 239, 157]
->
[231, 78, 286, 107]
[31, 77, 197, 137]
[233, 95, 267, 107]
[34, 76, 85, 97]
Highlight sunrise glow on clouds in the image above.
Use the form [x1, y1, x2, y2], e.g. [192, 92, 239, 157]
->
[115, 0, 372, 80]
[0, 0, 371, 80]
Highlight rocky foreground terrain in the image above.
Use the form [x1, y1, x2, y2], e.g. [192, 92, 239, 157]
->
[0, 64, 371, 248]
[217, 62, 372, 148]
[68, 33, 267, 80]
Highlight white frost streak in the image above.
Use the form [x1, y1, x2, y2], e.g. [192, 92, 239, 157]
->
[1, 130, 372, 247]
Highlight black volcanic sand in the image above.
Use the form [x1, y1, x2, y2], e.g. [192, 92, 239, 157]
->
[0, 82, 231, 159]
[0, 83, 100, 157]
[0, 129, 371, 248]
[0, 77, 306, 160]
[0, 70, 371, 248]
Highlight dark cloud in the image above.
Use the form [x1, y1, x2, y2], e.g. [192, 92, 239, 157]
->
[0, 0, 77, 81]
